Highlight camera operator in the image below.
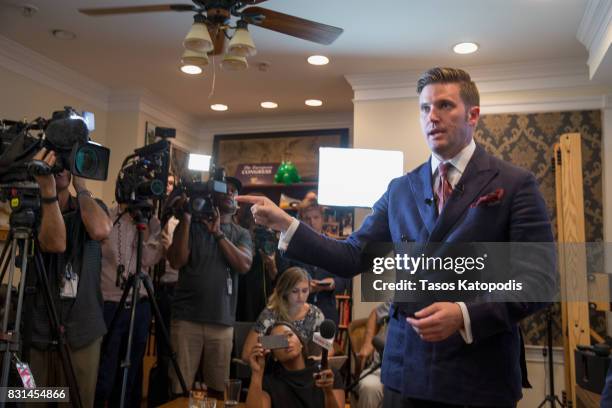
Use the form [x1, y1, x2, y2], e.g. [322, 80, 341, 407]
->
[28, 147, 112, 408]
[167, 177, 252, 395]
[94, 200, 163, 407]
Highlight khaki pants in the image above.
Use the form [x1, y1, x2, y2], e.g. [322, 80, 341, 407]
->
[28, 336, 103, 408]
[170, 320, 233, 393]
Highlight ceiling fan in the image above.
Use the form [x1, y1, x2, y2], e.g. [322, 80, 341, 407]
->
[78, 0, 344, 57]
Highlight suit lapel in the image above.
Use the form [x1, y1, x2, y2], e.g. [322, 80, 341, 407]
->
[408, 160, 437, 235]
[428, 145, 498, 242]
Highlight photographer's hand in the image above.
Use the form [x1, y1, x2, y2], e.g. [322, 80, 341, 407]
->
[33, 148, 66, 253]
[72, 175, 111, 241]
[32, 148, 57, 198]
[260, 249, 278, 280]
[203, 207, 221, 235]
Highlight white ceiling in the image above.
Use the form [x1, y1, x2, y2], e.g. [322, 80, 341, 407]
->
[0, 0, 590, 120]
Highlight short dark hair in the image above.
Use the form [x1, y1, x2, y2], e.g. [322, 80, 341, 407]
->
[416, 67, 480, 108]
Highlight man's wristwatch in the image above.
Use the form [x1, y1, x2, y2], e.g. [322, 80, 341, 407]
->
[214, 232, 226, 241]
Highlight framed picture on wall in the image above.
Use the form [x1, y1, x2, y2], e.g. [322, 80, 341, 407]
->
[212, 128, 350, 182]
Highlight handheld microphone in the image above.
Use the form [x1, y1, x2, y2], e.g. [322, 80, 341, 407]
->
[315, 319, 336, 370]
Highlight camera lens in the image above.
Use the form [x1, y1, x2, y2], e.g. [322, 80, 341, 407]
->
[74, 146, 98, 174]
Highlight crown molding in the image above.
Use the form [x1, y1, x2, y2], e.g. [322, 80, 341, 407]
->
[346, 59, 592, 102]
[108, 89, 201, 141]
[0, 35, 110, 109]
[577, 0, 612, 79]
[199, 112, 353, 142]
[481, 94, 609, 115]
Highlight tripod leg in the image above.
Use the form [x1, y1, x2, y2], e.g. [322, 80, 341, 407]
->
[33, 250, 83, 408]
[101, 275, 135, 354]
[0, 237, 20, 399]
[141, 273, 188, 395]
[0, 232, 12, 285]
[119, 275, 141, 408]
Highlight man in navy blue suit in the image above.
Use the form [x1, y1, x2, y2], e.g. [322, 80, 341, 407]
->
[237, 67, 555, 407]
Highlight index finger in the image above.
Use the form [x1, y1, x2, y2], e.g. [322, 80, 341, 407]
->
[236, 195, 267, 205]
[33, 147, 48, 161]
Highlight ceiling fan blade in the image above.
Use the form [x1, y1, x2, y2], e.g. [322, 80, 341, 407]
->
[242, 7, 343, 45]
[78, 4, 196, 16]
[208, 25, 226, 55]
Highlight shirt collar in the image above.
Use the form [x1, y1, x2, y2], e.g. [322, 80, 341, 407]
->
[430, 138, 476, 175]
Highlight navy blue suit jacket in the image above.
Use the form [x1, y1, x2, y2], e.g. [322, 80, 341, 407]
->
[285, 145, 555, 406]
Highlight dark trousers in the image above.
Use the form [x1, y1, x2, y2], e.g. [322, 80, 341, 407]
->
[95, 300, 151, 408]
[155, 283, 174, 362]
[382, 387, 516, 408]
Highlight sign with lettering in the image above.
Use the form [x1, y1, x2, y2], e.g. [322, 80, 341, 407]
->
[235, 163, 279, 185]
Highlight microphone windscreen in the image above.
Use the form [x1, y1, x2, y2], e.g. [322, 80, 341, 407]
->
[320, 319, 336, 340]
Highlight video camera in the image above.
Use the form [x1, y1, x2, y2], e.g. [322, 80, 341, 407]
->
[182, 167, 229, 221]
[115, 140, 170, 208]
[0, 107, 109, 183]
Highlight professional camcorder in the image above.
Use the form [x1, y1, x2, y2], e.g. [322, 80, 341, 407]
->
[115, 139, 170, 206]
[0, 107, 109, 183]
[183, 167, 229, 221]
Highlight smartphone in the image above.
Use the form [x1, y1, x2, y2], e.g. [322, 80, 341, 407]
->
[316, 281, 332, 287]
[260, 335, 289, 350]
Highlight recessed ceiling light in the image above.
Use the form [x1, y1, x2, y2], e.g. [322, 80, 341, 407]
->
[260, 101, 278, 109]
[180, 65, 202, 75]
[51, 29, 76, 40]
[305, 99, 323, 107]
[307, 55, 329, 66]
[453, 42, 479, 54]
[211, 104, 228, 112]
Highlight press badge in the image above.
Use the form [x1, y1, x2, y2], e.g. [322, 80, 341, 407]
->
[60, 262, 79, 299]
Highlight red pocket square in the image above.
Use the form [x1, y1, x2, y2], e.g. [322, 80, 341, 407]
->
[471, 188, 505, 208]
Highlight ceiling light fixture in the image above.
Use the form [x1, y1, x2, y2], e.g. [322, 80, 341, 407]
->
[305, 99, 323, 107]
[180, 65, 203, 75]
[261, 101, 278, 109]
[181, 49, 209, 68]
[51, 29, 76, 40]
[228, 20, 257, 57]
[211, 104, 229, 111]
[221, 54, 248, 71]
[307, 55, 329, 65]
[453, 42, 479, 54]
[184, 14, 214, 53]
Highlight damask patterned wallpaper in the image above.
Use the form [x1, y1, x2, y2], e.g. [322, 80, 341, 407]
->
[474, 110, 603, 345]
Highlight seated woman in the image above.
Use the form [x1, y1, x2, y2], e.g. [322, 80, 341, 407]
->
[242, 266, 325, 361]
[245, 322, 345, 408]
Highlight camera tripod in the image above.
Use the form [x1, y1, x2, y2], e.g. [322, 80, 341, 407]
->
[0, 184, 82, 408]
[537, 306, 565, 408]
[103, 202, 187, 408]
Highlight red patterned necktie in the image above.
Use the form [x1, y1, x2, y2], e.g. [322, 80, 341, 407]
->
[435, 162, 454, 215]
